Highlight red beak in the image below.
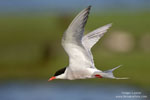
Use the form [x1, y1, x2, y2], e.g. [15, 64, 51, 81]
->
[48, 76, 56, 81]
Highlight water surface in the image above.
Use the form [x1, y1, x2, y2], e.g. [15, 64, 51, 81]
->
[0, 81, 148, 100]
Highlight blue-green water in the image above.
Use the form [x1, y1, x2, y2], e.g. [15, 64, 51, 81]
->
[0, 81, 149, 100]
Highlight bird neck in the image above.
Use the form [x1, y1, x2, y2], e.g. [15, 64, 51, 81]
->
[56, 73, 66, 79]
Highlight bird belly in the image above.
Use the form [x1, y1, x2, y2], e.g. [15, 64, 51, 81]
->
[66, 68, 94, 80]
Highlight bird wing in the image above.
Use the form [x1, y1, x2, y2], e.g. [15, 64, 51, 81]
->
[62, 6, 94, 69]
[82, 24, 112, 51]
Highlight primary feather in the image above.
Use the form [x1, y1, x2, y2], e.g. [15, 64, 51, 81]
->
[62, 6, 94, 69]
[82, 23, 112, 51]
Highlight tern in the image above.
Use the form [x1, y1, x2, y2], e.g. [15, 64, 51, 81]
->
[48, 6, 127, 81]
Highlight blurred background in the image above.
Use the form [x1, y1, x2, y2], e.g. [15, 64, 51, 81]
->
[0, 0, 150, 100]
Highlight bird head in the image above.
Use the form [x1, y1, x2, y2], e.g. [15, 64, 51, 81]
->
[48, 67, 67, 81]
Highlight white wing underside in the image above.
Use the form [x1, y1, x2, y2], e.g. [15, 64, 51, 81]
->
[82, 24, 112, 51]
[82, 24, 112, 60]
[62, 6, 111, 69]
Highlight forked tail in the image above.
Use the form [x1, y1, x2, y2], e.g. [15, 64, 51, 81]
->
[103, 65, 128, 79]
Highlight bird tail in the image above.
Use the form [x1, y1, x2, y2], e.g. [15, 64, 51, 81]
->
[103, 65, 128, 79]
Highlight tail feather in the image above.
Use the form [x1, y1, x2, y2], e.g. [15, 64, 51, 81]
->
[104, 65, 128, 79]
[104, 65, 122, 72]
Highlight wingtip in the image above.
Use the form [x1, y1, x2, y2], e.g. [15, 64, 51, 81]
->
[105, 23, 112, 28]
[88, 5, 92, 9]
[86, 5, 91, 11]
[108, 23, 112, 27]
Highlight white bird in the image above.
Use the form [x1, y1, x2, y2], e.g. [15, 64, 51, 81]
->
[48, 6, 127, 81]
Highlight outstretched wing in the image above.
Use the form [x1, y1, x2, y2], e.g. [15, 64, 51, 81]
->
[62, 6, 94, 68]
[82, 24, 112, 51]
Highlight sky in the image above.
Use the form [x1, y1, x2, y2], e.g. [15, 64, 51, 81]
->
[0, 0, 150, 14]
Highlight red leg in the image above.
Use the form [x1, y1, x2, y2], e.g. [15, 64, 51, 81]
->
[95, 74, 102, 78]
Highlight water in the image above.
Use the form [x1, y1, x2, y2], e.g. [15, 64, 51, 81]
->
[0, 81, 148, 100]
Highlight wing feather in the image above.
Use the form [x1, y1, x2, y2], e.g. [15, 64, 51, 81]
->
[62, 6, 91, 44]
[62, 6, 94, 68]
[82, 24, 112, 51]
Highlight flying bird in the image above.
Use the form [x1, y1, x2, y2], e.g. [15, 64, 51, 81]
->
[48, 6, 127, 81]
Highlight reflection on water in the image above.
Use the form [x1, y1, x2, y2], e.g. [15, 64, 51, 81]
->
[0, 81, 148, 100]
